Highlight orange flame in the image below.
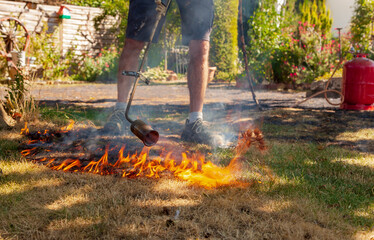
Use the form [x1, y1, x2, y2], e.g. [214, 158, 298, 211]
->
[20, 122, 265, 189]
[26, 145, 247, 189]
[20, 122, 29, 135]
[83, 145, 112, 175]
[51, 159, 81, 172]
[61, 120, 75, 132]
[21, 147, 36, 156]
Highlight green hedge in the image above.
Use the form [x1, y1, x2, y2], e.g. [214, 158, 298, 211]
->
[210, 0, 239, 80]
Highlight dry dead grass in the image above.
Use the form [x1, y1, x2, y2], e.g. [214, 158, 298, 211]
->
[0, 162, 354, 240]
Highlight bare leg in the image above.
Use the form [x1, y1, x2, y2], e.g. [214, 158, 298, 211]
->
[180, 40, 214, 145]
[117, 38, 145, 103]
[104, 39, 145, 134]
[187, 40, 210, 113]
[181, 40, 214, 145]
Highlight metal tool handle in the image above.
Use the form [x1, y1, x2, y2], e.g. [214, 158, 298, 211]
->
[123, 71, 150, 85]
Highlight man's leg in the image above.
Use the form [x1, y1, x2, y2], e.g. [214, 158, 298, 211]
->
[187, 40, 210, 114]
[104, 0, 166, 135]
[181, 39, 214, 145]
[104, 38, 144, 134]
[117, 38, 145, 103]
[176, 0, 215, 144]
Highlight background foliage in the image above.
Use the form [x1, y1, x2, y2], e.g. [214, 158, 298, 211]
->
[241, 0, 260, 46]
[72, 47, 119, 82]
[16, 0, 374, 85]
[29, 23, 75, 80]
[210, 0, 239, 80]
[245, 0, 341, 84]
[299, 0, 332, 36]
[246, 0, 285, 82]
[351, 0, 374, 55]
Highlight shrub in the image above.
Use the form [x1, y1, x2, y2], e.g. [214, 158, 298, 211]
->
[241, 0, 260, 46]
[72, 46, 119, 82]
[299, 0, 332, 36]
[142, 67, 169, 82]
[247, 0, 285, 82]
[273, 22, 341, 84]
[210, 0, 239, 80]
[246, 0, 338, 84]
[351, 0, 374, 55]
[29, 23, 75, 80]
[4, 72, 37, 120]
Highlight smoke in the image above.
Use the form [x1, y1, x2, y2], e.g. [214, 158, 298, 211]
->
[203, 94, 259, 149]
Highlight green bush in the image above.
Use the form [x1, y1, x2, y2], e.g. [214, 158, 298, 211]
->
[29, 23, 75, 80]
[246, 0, 338, 84]
[351, 0, 374, 55]
[210, 0, 239, 80]
[247, 0, 285, 82]
[272, 22, 339, 84]
[241, 0, 259, 45]
[72, 46, 119, 82]
[142, 67, 169, 81]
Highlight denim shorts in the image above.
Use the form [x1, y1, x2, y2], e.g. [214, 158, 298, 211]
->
[126, 0, 214, 45]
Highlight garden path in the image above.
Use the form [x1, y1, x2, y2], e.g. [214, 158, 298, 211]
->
[25, 82, 339, 109]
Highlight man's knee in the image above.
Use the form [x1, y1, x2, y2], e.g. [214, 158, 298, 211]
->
[189, 40, 210, 59]
[123, 38, 145, 52]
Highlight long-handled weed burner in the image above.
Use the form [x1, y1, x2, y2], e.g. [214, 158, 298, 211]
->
[122, 0, 172, 147]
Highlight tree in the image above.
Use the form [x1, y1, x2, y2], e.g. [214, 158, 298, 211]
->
[299, 0, 332, 36]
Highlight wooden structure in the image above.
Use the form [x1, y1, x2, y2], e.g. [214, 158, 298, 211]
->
[0, 0, 118, 55]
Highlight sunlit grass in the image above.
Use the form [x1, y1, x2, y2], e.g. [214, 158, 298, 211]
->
[336, 128, 374, 142]
[248, 142, 374, 228]
[39, 106, 107, 126]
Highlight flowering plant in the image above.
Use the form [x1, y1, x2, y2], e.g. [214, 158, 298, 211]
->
[72, 46, 119, 82]
[272, 22, 342, 84]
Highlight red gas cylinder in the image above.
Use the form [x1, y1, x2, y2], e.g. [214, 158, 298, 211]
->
[341, 55, 374, 111]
